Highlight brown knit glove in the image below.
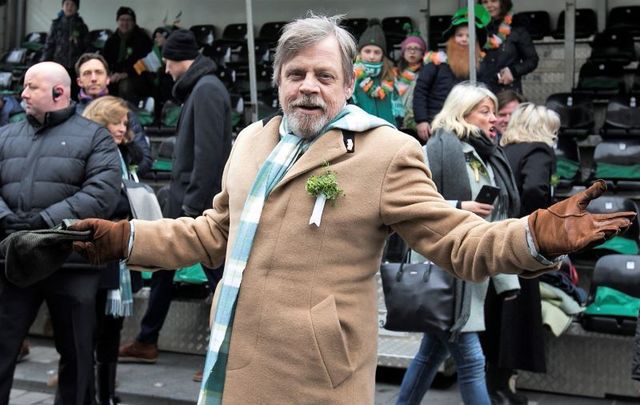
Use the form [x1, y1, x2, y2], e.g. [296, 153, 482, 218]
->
[528, 180, 637, 258]
[70, 219, 130, 265]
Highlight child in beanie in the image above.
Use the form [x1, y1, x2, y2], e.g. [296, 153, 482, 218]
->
[395, 33, 426, 132]
[351, 20, 403, 126]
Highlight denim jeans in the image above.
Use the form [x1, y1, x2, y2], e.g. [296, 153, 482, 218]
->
[396, 331, 490, 405]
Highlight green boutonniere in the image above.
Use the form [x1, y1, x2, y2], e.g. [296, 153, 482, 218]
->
[305, 162, 344, 204]
[306, 163, 343, 227]
[468, 159, 487, 182]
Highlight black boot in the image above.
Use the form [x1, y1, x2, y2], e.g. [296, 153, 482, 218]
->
[487, 365, 528, 405]
[96, 362, 120, 405]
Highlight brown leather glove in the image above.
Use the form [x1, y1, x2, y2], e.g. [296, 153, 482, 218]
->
[528, 180, 637, 257]
[70, 219, 130, 265]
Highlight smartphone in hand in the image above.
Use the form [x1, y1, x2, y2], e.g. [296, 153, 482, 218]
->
[475, 185, 501, 204]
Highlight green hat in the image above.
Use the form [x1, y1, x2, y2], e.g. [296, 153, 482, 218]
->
[442, 4, 491, 46]
[358, 20, 387, 54]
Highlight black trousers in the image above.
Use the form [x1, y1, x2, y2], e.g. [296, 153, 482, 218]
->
[137, 265, 223, 344]
[0, 269, 100, 405]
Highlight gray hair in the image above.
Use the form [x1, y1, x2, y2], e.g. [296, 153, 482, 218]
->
[431, 81, 498, 139]
[500, 103, 560, 147]
[272, 13, 356, 87]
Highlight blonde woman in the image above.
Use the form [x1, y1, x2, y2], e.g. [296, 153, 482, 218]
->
[82, 95, 143, 404]
[397, 82, 521, 405]
[480, 103, 560, 404]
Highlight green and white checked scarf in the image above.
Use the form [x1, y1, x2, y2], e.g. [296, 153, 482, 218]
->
[105, 150, 134, 317]
[198, 104, 392, 404]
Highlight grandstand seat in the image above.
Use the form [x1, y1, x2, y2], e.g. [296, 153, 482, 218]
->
[88, 29, 112, 52]
[202, 39, 247, 66]
[607, 6, 640, 37]
[21, 32, 47, 51]
[575, 61, 626, 97]
[342, 18, 369, 40]
[1, 48, 28, 69]
[589, 29, 637, 65]
[0, 71, 12, 90]
[601, 94, 640, 138]
[222, 23, 248, 40]
[213, 64, 237, 90]
[546, 92, 595, 169]
[593, 139, 640, 169]
[428, 15, 451, 50]
[582, 254, 640, 336]
[546, 93, 595, 137]
[552, 8, 597, 39]
[190, 24, 218, 48]
[381, 16, 413, 36]
[257, 21, 287, 44]
[513, 11, 551, 40]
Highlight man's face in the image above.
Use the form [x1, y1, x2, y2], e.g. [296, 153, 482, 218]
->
[164, 59, 188, 82]
[77, 59, 110, 97]
[117, 15, 135, 35]
[496, 100, 520, 134]
[21, 71, 55, 122]
[278, 36, 352, 139]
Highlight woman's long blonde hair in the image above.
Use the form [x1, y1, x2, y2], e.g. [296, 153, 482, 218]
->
[500, 103, 560, 147]
[82, 96, 133, 143]
[431, 81, 497, 139]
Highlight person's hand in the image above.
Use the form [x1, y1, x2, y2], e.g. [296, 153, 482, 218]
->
[0, 213, 30, 232]
[69, 219, 131, 265]
[23, 213, 46, 230]
[498, 67, 514, 85]
[460, 201, 493, 218]
[416, 122, 431, 142]
[528, 180, 637, 257]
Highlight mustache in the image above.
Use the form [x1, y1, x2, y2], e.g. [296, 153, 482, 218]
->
[289, 95, 326, 110]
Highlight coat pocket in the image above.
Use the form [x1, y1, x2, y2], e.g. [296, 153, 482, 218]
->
[310, 295, 353, 388]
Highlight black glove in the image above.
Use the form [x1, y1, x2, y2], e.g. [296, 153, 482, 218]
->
[1, 213, 30, 232]
[23, 213, 47, 230]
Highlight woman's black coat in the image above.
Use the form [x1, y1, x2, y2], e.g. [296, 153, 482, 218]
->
[478, 20, 539, 95]
[481, 142, 555, 373]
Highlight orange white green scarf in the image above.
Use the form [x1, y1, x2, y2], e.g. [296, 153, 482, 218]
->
[394, 65, 420, 96]
[485, 14, 513, 50]
[354, 62, 395, 100]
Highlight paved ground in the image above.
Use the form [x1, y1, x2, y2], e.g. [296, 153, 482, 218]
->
[10, 337, 640, 404]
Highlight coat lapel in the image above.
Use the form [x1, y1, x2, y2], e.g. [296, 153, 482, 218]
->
[250, 116, 283, 174]
[276, 128, 347, 191]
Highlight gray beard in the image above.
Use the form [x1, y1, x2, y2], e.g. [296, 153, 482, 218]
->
[285, 110, 331, 139]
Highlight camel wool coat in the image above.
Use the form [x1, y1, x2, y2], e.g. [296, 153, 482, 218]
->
[128, 116, 554, 404]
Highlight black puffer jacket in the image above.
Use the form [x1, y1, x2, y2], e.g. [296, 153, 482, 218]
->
[478, 20, 539, 95]
[413, 62, 460, 124]
[167, 54, 232, 218]
[0, 104, 121, 226]
[41, 14, 90, 70]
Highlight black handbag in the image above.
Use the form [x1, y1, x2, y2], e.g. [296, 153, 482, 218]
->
[380, 248, 471, 339]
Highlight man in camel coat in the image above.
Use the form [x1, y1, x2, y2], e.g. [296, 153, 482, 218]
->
[70, 14, 635, 405]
